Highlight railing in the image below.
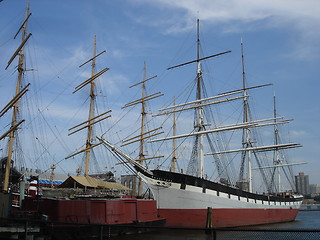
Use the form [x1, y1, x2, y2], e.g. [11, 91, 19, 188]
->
[1, 217, 320, 239]
[206, 228, 320, 240]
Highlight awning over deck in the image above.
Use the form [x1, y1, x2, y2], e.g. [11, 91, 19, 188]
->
[58, 175, 131, 190]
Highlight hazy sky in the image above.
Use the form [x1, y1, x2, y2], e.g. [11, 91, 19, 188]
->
[1, 0, 319, 185]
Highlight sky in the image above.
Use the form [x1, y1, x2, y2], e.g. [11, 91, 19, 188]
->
[0, 0, 319, 186]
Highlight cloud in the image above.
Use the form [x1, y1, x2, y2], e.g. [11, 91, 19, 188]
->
[96, 72, 131, 98]
[131, 0, 320, 59]
[291, 130, 308, 138]
[43, 101, 87, 123]
[137, 0, 320, 26]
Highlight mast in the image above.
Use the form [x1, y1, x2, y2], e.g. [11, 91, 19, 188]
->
[157, 19, 231, 179]
[84, 35, 97, 177]
[121, 65, 162, 196]
[138, 62, 147, 195]
[171, 96, 177, 172]
[241, 40, 253, 192]
[3, 0, 31, 192]
[273, 94, 281, 192]
[196, 19, 205, 178]
[66, 37, 110, 175]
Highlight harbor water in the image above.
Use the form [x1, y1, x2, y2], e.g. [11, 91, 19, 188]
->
[116, 211, 320, 240]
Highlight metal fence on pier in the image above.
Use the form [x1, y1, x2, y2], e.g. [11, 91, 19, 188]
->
[206, 228, 320, 240]
[1, 217, 320, 239]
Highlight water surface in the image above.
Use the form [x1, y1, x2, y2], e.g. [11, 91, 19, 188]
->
[115, 211, 320, 240]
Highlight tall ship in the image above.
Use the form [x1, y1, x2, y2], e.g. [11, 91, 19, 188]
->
[0, 2, 165, 238]
[99, 19, 305, 228]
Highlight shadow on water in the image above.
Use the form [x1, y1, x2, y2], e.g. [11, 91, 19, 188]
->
[115, 229, 211, 240]
[115, 211, 320, 240]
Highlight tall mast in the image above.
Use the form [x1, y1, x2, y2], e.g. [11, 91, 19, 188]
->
[241, 40, 253, 192]
[273, 94, 281, 192]
[3, 0, 30, 192]
[66, 37, 110, 175]
[84, 36, 97, 177]
[196, 19, 204, 178]
[158, 20, 231, 179]
[171, 96, 177, 172]
[121, 64, 162, 196]
[137, 62, 147, 195]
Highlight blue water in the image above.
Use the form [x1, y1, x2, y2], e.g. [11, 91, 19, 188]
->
[256, 210, 320, 229]
[115, 211, 320, 240]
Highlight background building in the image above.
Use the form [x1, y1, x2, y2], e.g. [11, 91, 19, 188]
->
[310, 184, 320, 197]
[295, 172, 310, 196]
[121, 175, 138, 196]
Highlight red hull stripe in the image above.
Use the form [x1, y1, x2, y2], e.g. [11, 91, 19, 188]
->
[158, 208, 299, 228]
